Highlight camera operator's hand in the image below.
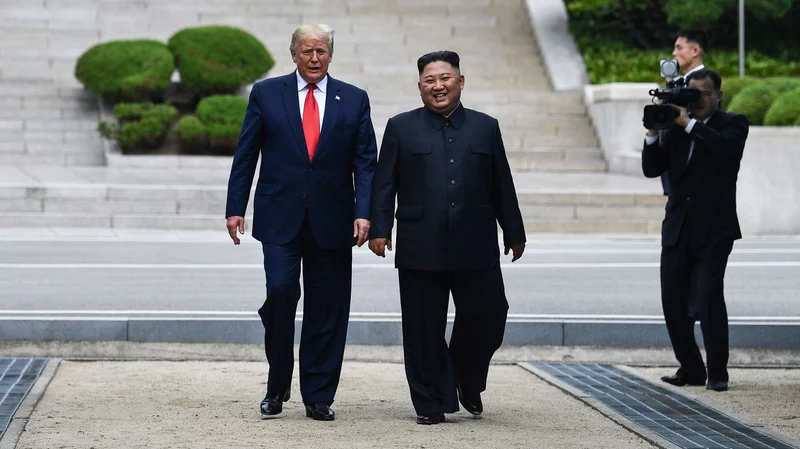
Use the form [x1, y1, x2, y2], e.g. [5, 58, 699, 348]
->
[671, 105, 691, 128]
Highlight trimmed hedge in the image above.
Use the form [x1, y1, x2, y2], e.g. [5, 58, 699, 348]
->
[174, 115, 208, 150]
[75, 40, 174, 102]
[175, 95, 247, 153]
[98, 102, 178, 151]
[721, 77, 760, 111]
[764, 87, 800, 126]
[168, 26, 274, 97]
[727, 78, 800, 126]
[582, 46, 800, 84]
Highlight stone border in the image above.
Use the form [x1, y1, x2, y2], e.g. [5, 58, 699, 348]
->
[2, 315, 800, 349]
[523, 0, 589, 91]
[0, 359, 59, 449]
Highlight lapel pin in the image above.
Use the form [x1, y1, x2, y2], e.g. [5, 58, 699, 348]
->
[335, 95, 340, 101]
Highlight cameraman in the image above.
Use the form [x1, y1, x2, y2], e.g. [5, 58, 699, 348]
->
[642, 69, 749, 392]
[661, 29, 709, 195]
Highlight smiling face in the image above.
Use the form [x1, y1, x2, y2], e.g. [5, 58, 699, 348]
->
[418, 61, 464, 116]
[292, 37, 331, 84]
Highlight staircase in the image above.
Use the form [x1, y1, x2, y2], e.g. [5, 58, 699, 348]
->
[0, 0, 664, 233]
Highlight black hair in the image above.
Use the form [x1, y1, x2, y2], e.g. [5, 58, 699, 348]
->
[688, 68, 722, 91]
[417, 50, 460, 75]
[676, 29, 709, 53]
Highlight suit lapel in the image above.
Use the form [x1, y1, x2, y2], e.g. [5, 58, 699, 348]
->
[672, 130, 691, 179]
[313, 77, 341, 161]
[280, 73, 311, 162]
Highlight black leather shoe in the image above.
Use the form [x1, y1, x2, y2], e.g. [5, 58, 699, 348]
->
[660, 373, 706, 387]
[260, 396, 283, 416]
[416, 413, 446, 425]
[259, 388, 291, 417]
[706, 380, 728, 391]
[305, 403, 335, 421]
[457, 383, 483, 416]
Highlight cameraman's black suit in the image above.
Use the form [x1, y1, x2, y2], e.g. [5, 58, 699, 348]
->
[642, 109, 748, 383]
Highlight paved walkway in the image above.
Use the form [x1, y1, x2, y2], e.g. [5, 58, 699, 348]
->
[2, 352, 799, 448]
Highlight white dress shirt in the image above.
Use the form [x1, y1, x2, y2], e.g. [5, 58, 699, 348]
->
[297, 71, 327, 131]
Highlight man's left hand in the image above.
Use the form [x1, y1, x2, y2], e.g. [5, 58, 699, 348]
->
[504, 242, 525, 262]
[354, 218, 371, 247]
[672, 104, 691, 128]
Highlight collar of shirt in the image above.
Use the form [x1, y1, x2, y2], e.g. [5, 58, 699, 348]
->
[296, 71, 328, 93]
[685, 64, 705, 77]
[423, 102, 465, 129]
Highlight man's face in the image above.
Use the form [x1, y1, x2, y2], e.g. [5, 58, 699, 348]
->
[292, 38, 331, 84]
[688, 78, 722, 120]
[418, 61, 464, 115]
[672, 37, 700, 72]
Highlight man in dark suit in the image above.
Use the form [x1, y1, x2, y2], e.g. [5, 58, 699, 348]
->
[225, 24, 377, 420]
[642, 69, 748, 392]
[661, 29, 709, 195]
[368, 51, 526, 424]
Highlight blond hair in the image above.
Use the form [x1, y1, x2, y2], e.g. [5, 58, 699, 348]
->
[290, 24, 334, 54]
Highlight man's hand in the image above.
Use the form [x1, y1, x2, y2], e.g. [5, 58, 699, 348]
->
[226, 216, 245, 245]
[368, 238, 392, 257]
[504, 242, 525, 262]
[672, 104, 691, 128]
[354, 219, 371, 247]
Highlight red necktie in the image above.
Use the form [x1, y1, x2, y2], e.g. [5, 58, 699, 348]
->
[302, 83, 320, 161]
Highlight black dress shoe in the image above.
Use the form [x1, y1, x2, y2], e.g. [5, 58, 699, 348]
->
[457, 384, 483, 416]
[416, 413, 446, 425]
[660, 373, 706, 387]
[305, 403, 335, 421]
[259, 388, 291, 417]
[706, 380, 728, 391]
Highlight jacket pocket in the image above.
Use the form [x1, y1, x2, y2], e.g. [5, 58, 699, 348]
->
[470, 144, 492, 155]
[395, 205, 423, 221]
[408, 143, 432, 155]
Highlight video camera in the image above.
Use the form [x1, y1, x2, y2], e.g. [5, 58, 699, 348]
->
[643, 59, 701, 130]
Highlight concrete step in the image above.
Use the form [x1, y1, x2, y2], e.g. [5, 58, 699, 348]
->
[507, 150, 607, 173]
[0, 175, 666, 233]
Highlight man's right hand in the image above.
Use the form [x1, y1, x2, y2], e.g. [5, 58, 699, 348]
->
[368, 238, 392, 257]
[226, 216, 245, 245]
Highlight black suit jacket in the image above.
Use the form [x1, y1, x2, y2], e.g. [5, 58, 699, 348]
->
[369, 104, 526, 271]
[642, 109, 749, 247]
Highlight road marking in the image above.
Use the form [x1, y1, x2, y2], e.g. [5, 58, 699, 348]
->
[0, 311, 798, 323]
[1, 261, 799, 269]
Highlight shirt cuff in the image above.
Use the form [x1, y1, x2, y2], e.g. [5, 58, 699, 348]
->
[684, 118, 697, 134]
[644, 134, 658, 145]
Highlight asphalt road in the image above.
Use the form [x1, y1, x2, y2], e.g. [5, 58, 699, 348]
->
[1, 234, 799, 317]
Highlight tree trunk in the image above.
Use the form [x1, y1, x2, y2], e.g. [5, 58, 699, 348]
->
[618, 0, 653, 49]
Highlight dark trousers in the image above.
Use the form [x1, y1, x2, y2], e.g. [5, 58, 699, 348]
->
[258, 211, 352, 405]
[397, 265, 509, 416]
[660, 217, 733, 382]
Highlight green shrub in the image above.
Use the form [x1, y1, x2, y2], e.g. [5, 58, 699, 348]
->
[207, 123, 241, 149]
[168, 26, 274, 96]
[196, 95, 247, 126]
[721, 77, 759, 110]
[763, 87, 800, 126]
[174, 115, 208, 149]
[99, 102, 178, 151]
[75, 40, 174, 102]
[795, 114, 800, 126]
[173, 94, 247, 154]
[727, 78, 800, 125]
